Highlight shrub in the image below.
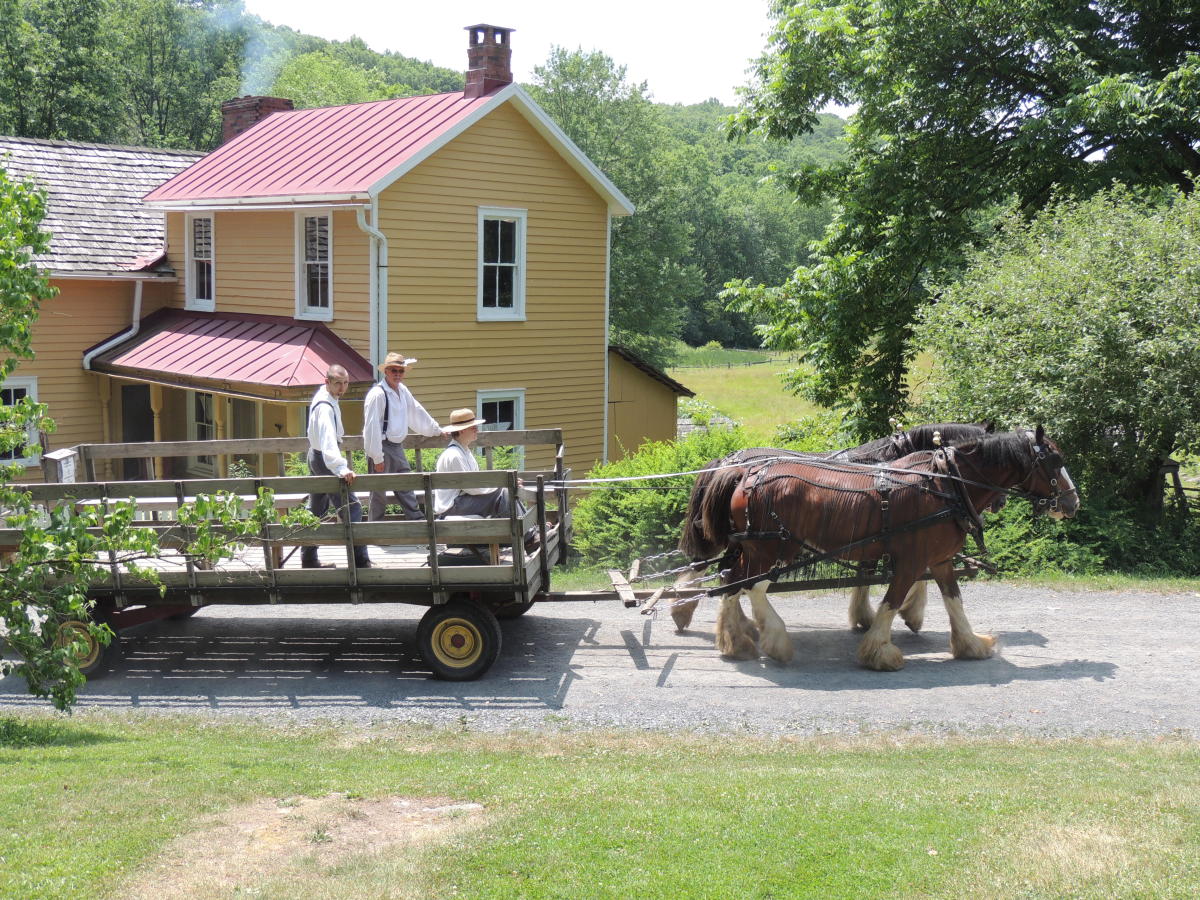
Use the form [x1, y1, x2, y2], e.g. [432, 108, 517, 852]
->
[980, 497, 1200, 577]
[572, 427, 751, 568]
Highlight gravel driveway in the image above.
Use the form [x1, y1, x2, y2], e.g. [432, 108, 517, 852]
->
[2, 584, 1197, 737]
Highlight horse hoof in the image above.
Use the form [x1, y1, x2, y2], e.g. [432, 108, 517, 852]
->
[718, 634, 759, 661]
[952, 632, 996, 660]
[671, 600, 698, 632]
[760, 633, 795, 664]
[901, 613, 925, 633]
[858, 641, 905, 671]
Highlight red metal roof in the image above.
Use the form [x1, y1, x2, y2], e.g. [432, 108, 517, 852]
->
[86, 309, 374, 399]
[144, 92, 493, 204]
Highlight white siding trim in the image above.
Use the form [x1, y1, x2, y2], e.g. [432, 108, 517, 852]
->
[367, 84, 635, 216]
[476, 206, 527, 322]
[476, 387, 526, 467]
[184, 213, 215, 312]
[0, 375, 38, 467]
[294, 210, 334, 322]
[602, 212, 612, 463]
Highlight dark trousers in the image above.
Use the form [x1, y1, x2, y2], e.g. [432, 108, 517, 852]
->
[302, 450, 369, 567]
[440, 487, 517, 519]
[369, 439, 421, 520]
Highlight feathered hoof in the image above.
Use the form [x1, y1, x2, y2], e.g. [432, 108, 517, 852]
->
[900, 610, 925, 633]
[671, 599, 698, 632]
[951, 632, 996, 660]
[717, 631, 759, 660]
[857, 638, 905, 671]
[849, 611, 874, 632]
[759, 629, 795, 664]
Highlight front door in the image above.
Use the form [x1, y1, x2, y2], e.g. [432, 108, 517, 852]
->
[121, 384, 153, 479]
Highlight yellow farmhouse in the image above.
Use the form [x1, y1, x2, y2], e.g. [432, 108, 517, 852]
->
[2, 25, 691, 483]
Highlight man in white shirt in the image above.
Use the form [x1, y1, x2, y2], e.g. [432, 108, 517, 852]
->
[301, 365, 371, 569]
[434, 408, 519, 519]
[362, 351, 445, 521]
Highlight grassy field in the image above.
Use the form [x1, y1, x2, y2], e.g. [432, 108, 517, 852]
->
[668, 353, 821, 442]
[2, 715, 1198, 899]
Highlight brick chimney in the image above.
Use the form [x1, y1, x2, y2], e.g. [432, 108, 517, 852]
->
[220, 96, 294, 144]
[464, 24, 514, 98]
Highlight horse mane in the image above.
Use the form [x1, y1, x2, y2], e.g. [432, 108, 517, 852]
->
[953, 430, 1032, 470]
[905, 422, 988, 448]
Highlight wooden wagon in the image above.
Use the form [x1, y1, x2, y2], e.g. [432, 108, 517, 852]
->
[6, 431, 986, 682]
[9, 430, 584, 681]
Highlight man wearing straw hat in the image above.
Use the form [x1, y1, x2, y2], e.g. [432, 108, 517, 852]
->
[433, 408, 520, 519]
[362, 351, 445, 522]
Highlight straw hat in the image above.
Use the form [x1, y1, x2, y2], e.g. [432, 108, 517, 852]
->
[443, 408, 487, 433]
[378, 351, 417, 372]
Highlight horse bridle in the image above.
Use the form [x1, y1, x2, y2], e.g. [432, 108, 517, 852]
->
[950, 432, 1074, 514]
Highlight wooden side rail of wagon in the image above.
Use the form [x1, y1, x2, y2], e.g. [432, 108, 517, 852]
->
[3, 463, 572, 682]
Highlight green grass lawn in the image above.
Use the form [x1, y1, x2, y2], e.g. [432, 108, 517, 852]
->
[2, 715, 1198, 899]
[669, 353, 821, 443]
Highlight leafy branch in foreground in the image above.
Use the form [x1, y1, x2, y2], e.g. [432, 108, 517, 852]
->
[1, 484, 318, 710]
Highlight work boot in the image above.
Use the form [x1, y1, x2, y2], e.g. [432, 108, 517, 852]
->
[301, 547, 334, 569]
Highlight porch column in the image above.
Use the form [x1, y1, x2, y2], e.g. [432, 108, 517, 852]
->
[215, 396, 228, 477]
[96, 376, 113, 480]
[149, 384, 164, 479]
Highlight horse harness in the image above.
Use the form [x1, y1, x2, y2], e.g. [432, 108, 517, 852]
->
[713, 453, 978, 597]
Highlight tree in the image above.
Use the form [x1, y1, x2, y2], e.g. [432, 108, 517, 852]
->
[914, 184, 1200, 504]
[114, 0, 248, 149]
[269, 50, 390, 109]
[530, 47, 700, 365]
[729, 0, 1200, 438]
[0, 0, 120, 141]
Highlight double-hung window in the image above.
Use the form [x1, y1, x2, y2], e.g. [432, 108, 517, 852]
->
[477, 207, 526, 321]
[0, 377, 38, 466]
[185, 214, 215, 311]
[477, 388, 525, 468]
[297, 212, 332, 320]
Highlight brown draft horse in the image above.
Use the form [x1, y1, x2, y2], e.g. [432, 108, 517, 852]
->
[673, 423, 994, 633]
[694, 427, 1078, 670]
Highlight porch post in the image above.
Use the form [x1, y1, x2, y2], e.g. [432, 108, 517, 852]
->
[214, 396, 228, 477]
[149, 384, 164, 479]
[96, 376, 113, 480]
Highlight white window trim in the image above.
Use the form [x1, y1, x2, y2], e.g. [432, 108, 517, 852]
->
[184, 213, 215, 311]
[476, 206, 527, 322]
[1, 376, 39, 467]
[295, 210, 334, 321]
[476, 388, 526, 468]
[186, 389, 216, 477]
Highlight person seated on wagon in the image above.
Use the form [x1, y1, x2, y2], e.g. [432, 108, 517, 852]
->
[433, 408, 522, 519]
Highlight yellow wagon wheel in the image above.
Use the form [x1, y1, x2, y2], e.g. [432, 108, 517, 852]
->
[55, 618, 121, 678]
[416, 600, 502, 681]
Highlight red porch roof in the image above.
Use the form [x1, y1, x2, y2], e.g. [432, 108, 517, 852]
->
[143, 91, 491, 205]
[86, 310, 374, 401]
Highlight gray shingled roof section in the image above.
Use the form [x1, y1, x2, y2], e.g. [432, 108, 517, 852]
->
[0, 136, 203, 276]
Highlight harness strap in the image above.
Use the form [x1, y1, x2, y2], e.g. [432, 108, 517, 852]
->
[935, 448, 988, 555]
[716, 505, 960, 597]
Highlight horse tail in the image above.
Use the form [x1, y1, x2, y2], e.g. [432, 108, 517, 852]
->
[698, 465, 746, 551]
[678, 458, 723, 558]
